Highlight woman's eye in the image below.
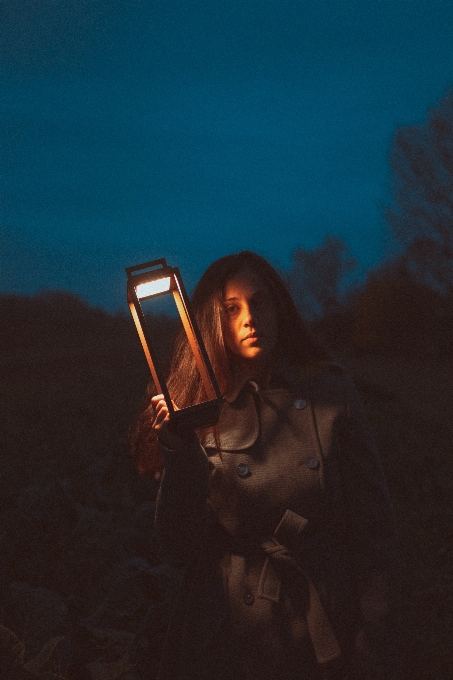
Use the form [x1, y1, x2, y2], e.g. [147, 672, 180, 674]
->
[225, 305, 239, 314]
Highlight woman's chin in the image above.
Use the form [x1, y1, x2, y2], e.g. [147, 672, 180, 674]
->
[239, 347, 263, 360]
[236, 348, 273, 367]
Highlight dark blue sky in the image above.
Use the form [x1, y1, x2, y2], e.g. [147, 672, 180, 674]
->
[2, 0, 453, 310]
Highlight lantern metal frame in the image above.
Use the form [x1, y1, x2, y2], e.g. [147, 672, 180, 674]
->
[126, 258, 222, 429]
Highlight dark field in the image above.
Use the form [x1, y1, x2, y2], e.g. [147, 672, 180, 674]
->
[0, 291, 452, 679]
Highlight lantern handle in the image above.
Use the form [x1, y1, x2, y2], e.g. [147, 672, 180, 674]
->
[126, 259, 168, 278]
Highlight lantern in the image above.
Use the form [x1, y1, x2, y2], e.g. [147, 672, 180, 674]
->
[126, 258, 222, 429]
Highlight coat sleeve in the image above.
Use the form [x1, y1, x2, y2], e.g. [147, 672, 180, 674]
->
[338, 375, 403, 679]
[154, 437, 213, 566]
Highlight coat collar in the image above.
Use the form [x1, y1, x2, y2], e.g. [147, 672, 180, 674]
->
[203, 359, 334, 452]
[223, 354, 299, 404]
[223, 358, 334, 404]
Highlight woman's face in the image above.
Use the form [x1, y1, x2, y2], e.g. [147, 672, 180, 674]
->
[222, 267, 279, 366]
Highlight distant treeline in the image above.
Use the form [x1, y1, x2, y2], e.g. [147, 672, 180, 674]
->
[2, 258, 451, 368]
[312, 262, 453, 361]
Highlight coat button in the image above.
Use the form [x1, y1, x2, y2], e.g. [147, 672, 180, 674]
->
[306, 456, 320, 470]
[294, 398, 307, 410]
[237, 463, 251, 478]
[243, 591, 255, 606]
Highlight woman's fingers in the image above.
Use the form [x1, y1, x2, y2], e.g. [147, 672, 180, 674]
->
[150, 394, 194, 449]
[151, 394, 164, 409]
[151, 395, 170, 431]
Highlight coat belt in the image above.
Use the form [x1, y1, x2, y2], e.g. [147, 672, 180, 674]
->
[257, 511, 341, 665]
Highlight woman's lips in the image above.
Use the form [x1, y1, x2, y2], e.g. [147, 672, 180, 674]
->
[242, 332, 261, 342]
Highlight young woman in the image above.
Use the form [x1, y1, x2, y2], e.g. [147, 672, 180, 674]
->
[133, 251, 401, 680]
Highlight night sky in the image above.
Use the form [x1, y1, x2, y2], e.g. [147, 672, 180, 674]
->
[2, 0, 453, 311]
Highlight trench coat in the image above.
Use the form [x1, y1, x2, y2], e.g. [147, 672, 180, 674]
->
[154, 362, 402, 680]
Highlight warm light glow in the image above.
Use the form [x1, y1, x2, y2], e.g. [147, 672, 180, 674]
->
[135, 277, 171, 299]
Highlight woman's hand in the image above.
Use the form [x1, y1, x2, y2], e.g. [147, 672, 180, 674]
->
[151, 394, 195, 450]
[151, 394, 171, 430]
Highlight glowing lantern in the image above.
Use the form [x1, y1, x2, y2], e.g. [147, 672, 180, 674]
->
[126, 258, 222, 429]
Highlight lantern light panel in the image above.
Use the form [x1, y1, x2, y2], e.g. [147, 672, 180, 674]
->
[135, 277, 171, 300]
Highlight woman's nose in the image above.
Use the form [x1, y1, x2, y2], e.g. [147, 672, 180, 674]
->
[242, 303, 255, 326]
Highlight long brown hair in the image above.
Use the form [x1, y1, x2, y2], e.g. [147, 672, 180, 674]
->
[131, 251, 329, 476]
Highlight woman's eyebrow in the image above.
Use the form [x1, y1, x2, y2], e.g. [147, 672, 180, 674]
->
[224, 289, 266, 302]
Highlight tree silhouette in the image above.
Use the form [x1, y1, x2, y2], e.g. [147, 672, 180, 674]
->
[387, 89, 453, 292]
[287, 236, 356, 320]
[352, 261, 451, 359]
